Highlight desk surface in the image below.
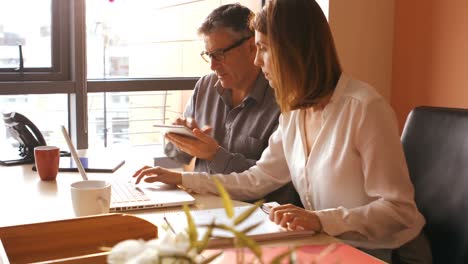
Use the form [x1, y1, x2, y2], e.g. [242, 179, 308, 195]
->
[0, 146, 338, 248]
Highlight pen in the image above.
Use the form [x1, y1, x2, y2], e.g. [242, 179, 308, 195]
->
[163, 216, 176, 234]
[261, 204, 271, 215]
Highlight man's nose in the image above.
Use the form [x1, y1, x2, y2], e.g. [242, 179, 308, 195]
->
[210, 58, 222, 71]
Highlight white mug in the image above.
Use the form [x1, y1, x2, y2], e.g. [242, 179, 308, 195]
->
[71, 180, 111, 217]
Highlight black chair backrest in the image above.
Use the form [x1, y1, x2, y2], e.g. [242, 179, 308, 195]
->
[401, 106, 468, 264]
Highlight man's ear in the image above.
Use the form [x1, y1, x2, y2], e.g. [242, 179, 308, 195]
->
[244, 37, 257, 63]
[247, 37, 257, 54]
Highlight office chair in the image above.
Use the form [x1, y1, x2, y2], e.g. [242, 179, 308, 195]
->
[398, 106, 468, 263]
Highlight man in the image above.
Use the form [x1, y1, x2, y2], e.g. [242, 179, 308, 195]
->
[165, 3, 279, 175]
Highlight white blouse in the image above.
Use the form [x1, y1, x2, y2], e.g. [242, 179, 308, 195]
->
[182, 74, 425, 249]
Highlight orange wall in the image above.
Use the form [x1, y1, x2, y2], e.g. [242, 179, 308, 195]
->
[330, 0, 394, 101]
[392, 0, 468, 129]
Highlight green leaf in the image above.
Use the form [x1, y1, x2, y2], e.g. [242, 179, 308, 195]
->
[201, 251, 223, 264]
[196, 222, 214, 253]
[212, 176, 234, 218]
[215, 224, 261, 259]
[183, 204, 198, 245]
[205, 223, 262, 260]
[231, 230, 262, 259]
[233, 200, 264, 225]
[213, 223, 233, 232]
[240, 221, 263, 234]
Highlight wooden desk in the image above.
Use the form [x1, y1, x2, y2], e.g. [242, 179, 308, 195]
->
[0, 146, 339, 239]
[0, 150, 336, 239]
[0, 147, 347, 263]
[0, 147, 248, 227]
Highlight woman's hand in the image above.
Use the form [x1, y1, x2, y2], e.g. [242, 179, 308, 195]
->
[132, 166, 182, 185]
[269, 204, 322, 232]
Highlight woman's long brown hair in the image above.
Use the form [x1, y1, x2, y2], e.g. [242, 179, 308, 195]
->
[254, 0, 342, 112]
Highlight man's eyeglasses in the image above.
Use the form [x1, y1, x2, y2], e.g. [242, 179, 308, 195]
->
[200, 35, 252, 63]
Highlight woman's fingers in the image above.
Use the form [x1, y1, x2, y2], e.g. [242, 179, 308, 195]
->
[288, 217, 306, 231]
[270, 205, 321, 232]
[143, 176, 162, 183]
[134, 166, 162, 184]
[131, 165, 151, 178]
[278, 212, 296, 229]
[134, 167, 183, 185]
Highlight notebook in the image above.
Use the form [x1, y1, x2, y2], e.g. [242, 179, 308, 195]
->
[163, 202, 316, 247]
[60, 126, 195, 212]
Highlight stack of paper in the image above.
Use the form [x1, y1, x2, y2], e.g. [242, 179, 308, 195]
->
[164, 204, 316, 247]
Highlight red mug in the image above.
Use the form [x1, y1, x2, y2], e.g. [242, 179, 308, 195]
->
[34, 146, 60, 181]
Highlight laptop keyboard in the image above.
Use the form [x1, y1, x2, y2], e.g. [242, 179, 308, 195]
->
[111, 181, 150, 203]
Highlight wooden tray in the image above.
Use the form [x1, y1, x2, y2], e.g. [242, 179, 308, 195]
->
[0, 213, 158, 264]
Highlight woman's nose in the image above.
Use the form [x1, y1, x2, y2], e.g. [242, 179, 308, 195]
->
[254, 54, 262, 67]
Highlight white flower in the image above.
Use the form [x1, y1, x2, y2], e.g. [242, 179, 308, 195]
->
[107, 231, 195, 264]
[158, 231, 190, 255]
[144, 238, 161, 249]
[125, 248, 159, 264]
[107, 239, 146, 264]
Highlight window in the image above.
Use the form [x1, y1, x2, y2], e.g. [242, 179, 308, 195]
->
[85, 0, 262, 147]
[87, 90, 191, 147]
[316, 0, 329, 19]
[0, 0, 263, 150]
[0, 0, 69, 81]
[0, 94, 68, 147]
[86, 0, 261, 79]
[0, 1, 328, 149]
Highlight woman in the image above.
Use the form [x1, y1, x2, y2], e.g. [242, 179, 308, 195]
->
[133, 0, 429, 262]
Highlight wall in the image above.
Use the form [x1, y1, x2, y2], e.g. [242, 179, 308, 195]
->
[329, 0, 395, 100]
[392, 0, 468, 129]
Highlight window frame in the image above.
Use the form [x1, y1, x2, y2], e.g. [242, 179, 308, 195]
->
[0, 0, 198, 149]
[0, 0, 70, 81]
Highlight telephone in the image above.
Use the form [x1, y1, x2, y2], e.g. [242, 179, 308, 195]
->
[1, 112, 47, 165]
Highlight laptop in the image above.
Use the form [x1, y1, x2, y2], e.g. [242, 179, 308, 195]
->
[60, 126, 195, 212]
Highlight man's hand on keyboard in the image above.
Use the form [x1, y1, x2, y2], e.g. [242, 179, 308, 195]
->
[132, 166, 182, 185]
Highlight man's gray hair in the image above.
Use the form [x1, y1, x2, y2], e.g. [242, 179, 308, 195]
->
[198, 3, 254, 37]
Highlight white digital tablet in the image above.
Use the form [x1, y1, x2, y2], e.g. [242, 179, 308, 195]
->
[153, 124, 196, 138]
